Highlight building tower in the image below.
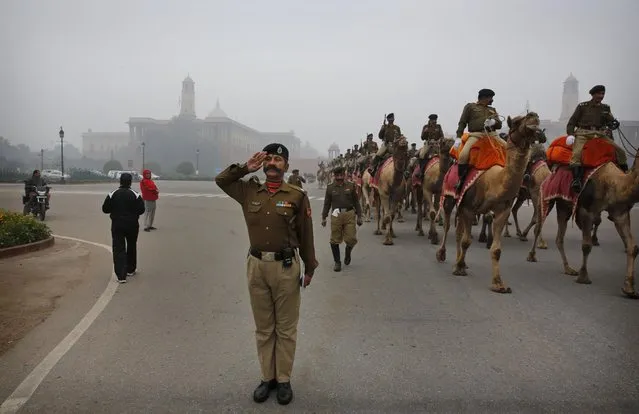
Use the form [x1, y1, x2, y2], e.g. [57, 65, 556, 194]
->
[179, 75, 196, 119]
[559, 73, 579, 122]
[328, 143, 340, 160]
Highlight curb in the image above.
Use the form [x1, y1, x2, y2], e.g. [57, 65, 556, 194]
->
[0, 236, 55, 259]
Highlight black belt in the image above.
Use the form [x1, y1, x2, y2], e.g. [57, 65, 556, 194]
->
[249, 248, 295, 261]
[578, 126, 602, 131]
[335, 207, 354, 213]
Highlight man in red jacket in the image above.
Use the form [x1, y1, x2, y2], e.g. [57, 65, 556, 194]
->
[139, 169, 159, 232]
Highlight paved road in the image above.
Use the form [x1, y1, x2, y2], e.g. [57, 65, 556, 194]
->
[1, 181, 638, 413]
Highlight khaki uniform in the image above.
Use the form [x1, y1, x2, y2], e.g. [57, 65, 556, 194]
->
[376, 123, 402, 158]
[456, 102, 504, 164]
[418, 123, 445, 159]
[287, 173, 306, 188]
[215, 163, 318, 383]
[322, 181, 362, 246]
[567, 100, 627, 167]
[408, 147, 418, 159]
[361, 139, 378, 155]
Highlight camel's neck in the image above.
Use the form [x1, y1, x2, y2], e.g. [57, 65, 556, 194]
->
[392, 151, 407, 188]
[496, 138, 531, 199]
[617, 156, 639, 203]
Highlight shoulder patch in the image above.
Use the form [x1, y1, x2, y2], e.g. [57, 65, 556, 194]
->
[306, 207, 312, 217]
[249, 175, 261, 185]
[287, 183, 306, 194]
[578, 102, 589, 107]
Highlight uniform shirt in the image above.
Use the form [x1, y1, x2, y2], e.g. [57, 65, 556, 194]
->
[215, 163, 318, 276]
[321, 181, 362, 220]
[287, 174, 306, 188]
[566, 100, 615, 135]
[456, 102, 502, 138]
[408, 148, 418, 158]
[421, 123, 444, 141]
[362, 140, 378, 154]
[378, 124, 402, 144]
[102, 186, 146, 227]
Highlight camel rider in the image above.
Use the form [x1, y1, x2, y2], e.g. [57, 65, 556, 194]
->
[566, 84, 627, 192]
[408, 143, 418, 159]
[454, 89, 504, 193]
[369, 113, 402, 176]
[361, 134, 378, 155]
[287, 169, 306, 188]
[416, 114, 445, 178]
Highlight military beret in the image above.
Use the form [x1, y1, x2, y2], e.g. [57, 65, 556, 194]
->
[478, 88, 495, 99]
[262, 143, 289, 160]
[292, 169, 299, 173]
[428, 114, 438, 120]
[589, 85, 605, 95]
[332, 166, 345, 174]
[367, 133, 373, 138]
[386, 113, 395, 119]
[411, 143, 417, 146]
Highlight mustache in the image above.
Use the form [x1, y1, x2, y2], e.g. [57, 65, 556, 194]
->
[263, 165, 282, 174]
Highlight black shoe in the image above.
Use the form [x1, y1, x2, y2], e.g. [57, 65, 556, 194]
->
[344, 245, 353, 265]
[620, 164, 629, 173]
[253, 379, 277, 403]
[149, 226, 157, 230]
[144, 228, 151, 232]
[570, 166, 583, 193]
[334, 261, 342, 272]
[276, 382, 293, 405]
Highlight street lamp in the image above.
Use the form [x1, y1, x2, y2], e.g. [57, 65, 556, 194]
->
[141, 142, 145, 170]
[196, 149, 200, 176]
[59, 127, 65, 183]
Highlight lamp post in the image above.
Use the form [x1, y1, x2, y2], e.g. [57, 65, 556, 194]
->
[196, 149, 200, 176]
[59, 127, 65, 183]
[40, 149, 44, 171]
[141, 142, 145, 170]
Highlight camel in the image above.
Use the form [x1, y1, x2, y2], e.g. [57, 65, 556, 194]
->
[360, 169, 374, 222]
[415, 138, 455, 244]
[526, 141, 639, 298]
[436, 112, 542, 293]
[371, 136, 409, 245]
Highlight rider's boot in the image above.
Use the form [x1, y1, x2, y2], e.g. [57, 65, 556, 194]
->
[455, 163, 469, 194]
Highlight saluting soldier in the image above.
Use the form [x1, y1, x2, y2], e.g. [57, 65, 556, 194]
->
[287, 169, 306, 188]
[321, 166, 363, 271]
[215, 143, 318, 406]
[369, 113, 402, 176]
[566, 84, 627, 192]
[455, 89, 504, 192]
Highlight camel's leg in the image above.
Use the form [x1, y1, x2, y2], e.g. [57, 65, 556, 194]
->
[436, 197, 454, 262]
[478, 214, 488, 243]
[503, 212, 511, 238]
[415, 186, 424, 235]
[411, 188, 417, 214]
[511, 194, 527, 239]
[611, 212, 639, 298]
[374, 191, 383, 235]
[592, 213, 601, 247]
[396, 194, 405, 223]
[556, 202, 578, 276]
[453, 209, 473, 276]
[472, 214, 479, 226]
[484, 213, 494, 250]
[381, 195, 394, 245]
[527, 201, 552, 262]
[575, 208, 595, 284]
[489, 209, 513, 294]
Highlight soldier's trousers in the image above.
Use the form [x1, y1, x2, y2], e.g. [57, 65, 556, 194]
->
[111, 223, 139, 280]
[569, 131, 628, 167]
[457, 133, 506, 164]
[330, 210, 357, 246]
[246, 253, 301, 383]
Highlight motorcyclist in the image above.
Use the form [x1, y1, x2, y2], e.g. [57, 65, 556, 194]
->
[24, 169, 50, 209]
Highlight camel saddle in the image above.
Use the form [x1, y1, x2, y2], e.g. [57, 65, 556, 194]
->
[546, 135, 617, 168]
[521, 159, 548, 189]
[370, 156, 394, 188]
[412, 156, 439, 189]
[540, 164, 605, 221]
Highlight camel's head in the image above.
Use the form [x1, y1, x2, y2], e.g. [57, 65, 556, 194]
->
[395, 135, 409, 150]
[506, 112, 541, 148]
[440, 138, 455, 155]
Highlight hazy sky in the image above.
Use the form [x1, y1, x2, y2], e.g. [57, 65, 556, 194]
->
[1, 0, 638, 154]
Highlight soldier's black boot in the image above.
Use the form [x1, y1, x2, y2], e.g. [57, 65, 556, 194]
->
[369, 156, 381, 176]
[620, 164, 629, 173]
[418, 157, 429, 179]
[344, 244, 353, 265]
[276, 382, 293, 405]
[253, 379, 277, 403]
[455, 164, 469, 194]
[570, 166, 583, 193]
[330, 243, 341, 271]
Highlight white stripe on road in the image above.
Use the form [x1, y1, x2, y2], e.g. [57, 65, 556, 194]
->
[0, 235, 119, 414]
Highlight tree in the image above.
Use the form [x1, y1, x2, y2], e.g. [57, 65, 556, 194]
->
[103, 160, 123, 174]
[176, 161, 195, 176]
[145, 161, 162, 174]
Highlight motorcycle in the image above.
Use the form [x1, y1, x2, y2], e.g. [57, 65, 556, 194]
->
[23, 184, 50, 221]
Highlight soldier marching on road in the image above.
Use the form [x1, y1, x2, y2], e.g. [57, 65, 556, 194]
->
[321, 166, 363, 271]
[215, 143, 319, 406]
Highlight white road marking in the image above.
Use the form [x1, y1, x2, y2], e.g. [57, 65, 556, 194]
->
[0, 235, 118, 414]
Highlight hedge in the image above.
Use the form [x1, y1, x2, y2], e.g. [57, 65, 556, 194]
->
[0, 209, 52, 248]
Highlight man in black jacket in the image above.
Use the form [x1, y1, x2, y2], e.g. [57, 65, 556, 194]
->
[102, 173, 146, 283]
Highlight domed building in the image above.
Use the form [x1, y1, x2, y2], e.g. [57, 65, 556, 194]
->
[328, 143, 340, 160]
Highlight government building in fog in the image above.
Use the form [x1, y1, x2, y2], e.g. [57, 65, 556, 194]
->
[540, 74, 639, 162]
[83, 76, 302, 175]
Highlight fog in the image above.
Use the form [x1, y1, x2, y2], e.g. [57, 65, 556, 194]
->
[1, 0, 638, 153]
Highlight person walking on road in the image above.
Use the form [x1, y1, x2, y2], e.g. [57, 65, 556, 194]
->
[321, 166, 363, 271]
[215, 143, 319, 406]
[140, 169, 159, 232]
[102, 173, 146, 284]
[287, 169, 306, 188]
